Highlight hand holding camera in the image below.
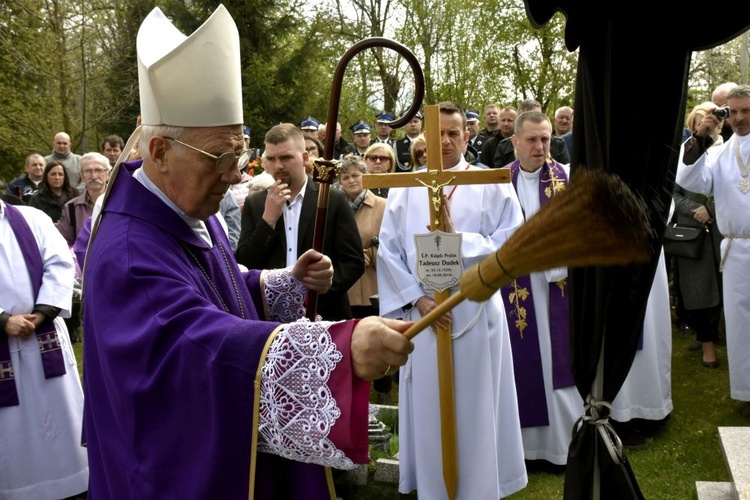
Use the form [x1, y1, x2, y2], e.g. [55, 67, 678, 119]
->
[712, 106, 730, 120]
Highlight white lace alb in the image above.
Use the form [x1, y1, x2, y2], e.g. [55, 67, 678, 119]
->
[262, 267, 307, 322]
[256, 321, 355, 470]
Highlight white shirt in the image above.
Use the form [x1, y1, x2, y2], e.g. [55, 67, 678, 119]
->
[282, 176, 308, 267]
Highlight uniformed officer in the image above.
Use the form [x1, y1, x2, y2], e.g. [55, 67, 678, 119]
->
[393, 109, 423, 172]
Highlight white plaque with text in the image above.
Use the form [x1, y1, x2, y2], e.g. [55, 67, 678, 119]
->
[413, 231, 463, 292]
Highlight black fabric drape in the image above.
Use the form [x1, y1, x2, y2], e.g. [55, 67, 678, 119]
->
[522, 2, 750, 498]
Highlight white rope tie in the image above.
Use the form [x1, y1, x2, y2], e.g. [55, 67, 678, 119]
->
[572, 395, 624, 464]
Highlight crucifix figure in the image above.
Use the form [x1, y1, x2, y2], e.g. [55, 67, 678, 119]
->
[371, 103, 527, 499]
[416, 176, 456, 223]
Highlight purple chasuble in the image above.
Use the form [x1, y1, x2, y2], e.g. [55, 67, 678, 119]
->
[1, 203, 66, 408]
[501, 160, 573, 428]
[83, 160, 331, 499]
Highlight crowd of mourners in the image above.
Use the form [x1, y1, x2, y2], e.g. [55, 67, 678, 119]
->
[2, 70, 747, 498]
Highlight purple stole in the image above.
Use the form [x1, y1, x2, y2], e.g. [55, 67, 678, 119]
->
[1, 203, 66, 407]
[501, 160, 574, 428]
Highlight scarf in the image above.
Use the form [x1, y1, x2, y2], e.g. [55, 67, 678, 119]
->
[347, 189, 368, 212]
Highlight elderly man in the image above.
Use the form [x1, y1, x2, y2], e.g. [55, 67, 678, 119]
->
[81, 6, 412, 499]
[57, 152, 110, 247]
[44, 131, 83, 192]
[6, 153, 46, 202]
[677, 84, 750, 418]
[553, 106, 573, 136]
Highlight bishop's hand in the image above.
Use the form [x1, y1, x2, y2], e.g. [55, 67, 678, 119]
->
[292, 249, 333, 293]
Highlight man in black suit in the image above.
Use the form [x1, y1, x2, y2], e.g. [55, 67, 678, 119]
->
[236, 123, 364, 320]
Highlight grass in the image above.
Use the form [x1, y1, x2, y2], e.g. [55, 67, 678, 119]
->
[72, 312, 745, 499]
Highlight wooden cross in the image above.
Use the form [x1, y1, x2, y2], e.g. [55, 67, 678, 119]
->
[363, 104, 509, 499]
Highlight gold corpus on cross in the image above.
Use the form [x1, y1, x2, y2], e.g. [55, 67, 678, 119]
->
[416, 176, 456, 224]
[363, 104, 509, 500]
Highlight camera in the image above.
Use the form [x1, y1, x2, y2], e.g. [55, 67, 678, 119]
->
[712, 106, 730, 120]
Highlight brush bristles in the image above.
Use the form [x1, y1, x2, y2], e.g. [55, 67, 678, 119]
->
[460, 169, 652, 302]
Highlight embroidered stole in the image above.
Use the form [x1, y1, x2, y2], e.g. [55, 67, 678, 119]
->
[1, 204, 66, 407]
[501, 161, 573, 428]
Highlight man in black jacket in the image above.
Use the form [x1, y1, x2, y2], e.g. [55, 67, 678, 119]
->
[236, 123, 364, 320]
[491, 99, 570, 168]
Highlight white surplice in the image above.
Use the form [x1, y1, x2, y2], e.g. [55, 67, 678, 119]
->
[677, 133, 750, 401]
[610, 250, 673, 421]
[0, 202, 88, 499]
[377, 160, 528, 499]
[514, 166, 585, 465]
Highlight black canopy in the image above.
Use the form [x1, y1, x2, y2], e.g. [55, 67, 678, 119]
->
[522, 2, 749, 498]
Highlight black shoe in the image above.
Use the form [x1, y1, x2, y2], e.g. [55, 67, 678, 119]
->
[688, 340, 702, 351]
[741, 402, 750, 418]
[702, 359, 719, 369]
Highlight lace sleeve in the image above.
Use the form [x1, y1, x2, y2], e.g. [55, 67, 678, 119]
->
[262, 267, 306, 322]
[256, 321, 356, 470]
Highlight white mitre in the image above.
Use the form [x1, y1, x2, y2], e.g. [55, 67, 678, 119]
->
[137, 4, 242, 127]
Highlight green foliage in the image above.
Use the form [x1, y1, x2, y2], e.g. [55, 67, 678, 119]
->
[0, 0, 745, 184]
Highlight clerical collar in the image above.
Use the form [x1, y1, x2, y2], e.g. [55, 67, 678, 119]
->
[444, 158, 468, 170]
[133, 167, 212, 246]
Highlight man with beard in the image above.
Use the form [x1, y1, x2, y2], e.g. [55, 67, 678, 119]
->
[236, 123, 364, 320]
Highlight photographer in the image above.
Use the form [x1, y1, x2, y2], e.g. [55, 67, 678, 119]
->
[712, 82, 738, 142]
[672, 101, 725, 369]
[676, 84, 750, 417]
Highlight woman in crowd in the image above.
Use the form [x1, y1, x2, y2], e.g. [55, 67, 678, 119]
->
[28, 162, 78, 222]
[672, 101, 724, 368]
[338, 154, 386, 319]
[410, 134, 428, 169]
[363, 142, 395, 198]
[338, 153, 391, 397]
[304, 136, 324, 175]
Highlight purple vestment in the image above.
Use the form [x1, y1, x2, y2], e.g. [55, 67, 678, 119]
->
[83, 161, 368, 499]
[1, 203, 66, 407]
[501, 161, 574, 428]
